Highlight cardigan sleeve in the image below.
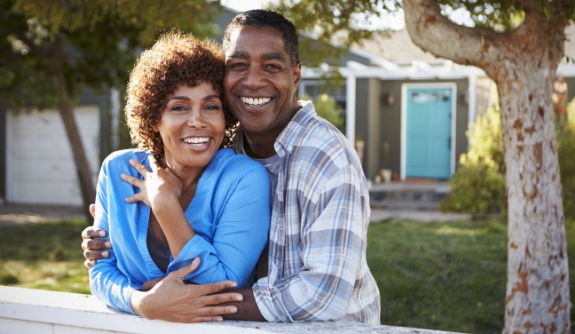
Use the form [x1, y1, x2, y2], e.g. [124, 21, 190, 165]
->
[89, 157, 143, 315]
[168, 163, 271, 288]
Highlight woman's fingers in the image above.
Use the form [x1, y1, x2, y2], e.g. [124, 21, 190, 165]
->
[130, 159, 150, 176]
[121, 173, 140, 187]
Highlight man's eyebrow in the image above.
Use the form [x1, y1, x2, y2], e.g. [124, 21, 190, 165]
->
[227, 51, 286, 62]
[261, 52, 286, 62]
[229, 51, 249, 59]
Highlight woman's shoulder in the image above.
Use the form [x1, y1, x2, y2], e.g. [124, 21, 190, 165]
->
[102, 149, 150, 170]
[210, 148, 268, 178]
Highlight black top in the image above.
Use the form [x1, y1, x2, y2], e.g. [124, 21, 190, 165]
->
[146, 225, 170, 273]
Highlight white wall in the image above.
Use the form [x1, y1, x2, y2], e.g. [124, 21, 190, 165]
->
[0, 286, 452, 334]
[6, 106, 99, 205]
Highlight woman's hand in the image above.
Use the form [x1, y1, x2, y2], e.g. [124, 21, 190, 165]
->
[121, 156, 182, 211]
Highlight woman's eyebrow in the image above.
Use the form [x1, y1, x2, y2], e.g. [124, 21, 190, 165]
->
[168, 96, 191, 101]
[203, 94, 220, 101]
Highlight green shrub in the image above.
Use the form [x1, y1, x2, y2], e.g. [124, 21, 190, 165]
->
[557, 99, 575, 219]
[442, 93, 575, 219]
[440, 162, 506, 215]
[300, 93, 344, 130]
[440, 95, 505, 215]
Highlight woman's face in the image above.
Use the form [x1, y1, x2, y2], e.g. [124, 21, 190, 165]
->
[155, 82, 225, 171]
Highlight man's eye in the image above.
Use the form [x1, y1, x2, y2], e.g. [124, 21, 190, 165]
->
[265, 64, 282, 71]
[231, 63, 247, 70]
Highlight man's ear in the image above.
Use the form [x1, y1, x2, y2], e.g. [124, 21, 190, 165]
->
[293, 61, 302, 87]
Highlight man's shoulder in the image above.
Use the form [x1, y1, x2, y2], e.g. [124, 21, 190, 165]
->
[290, 115, 357, 168]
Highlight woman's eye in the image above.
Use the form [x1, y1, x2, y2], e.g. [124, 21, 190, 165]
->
[170, 105, 188, 111]
[205, 105, 221, 111]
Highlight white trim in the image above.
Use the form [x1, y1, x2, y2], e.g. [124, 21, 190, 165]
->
[110, 89, 120, 151]
[467, 75, 477, 142]
[0, 286, 442, 334]
[6, 111, 13, 202]
[301, 63, 485, 81]
[346, 74, 356, 144]
[400, 82, 458, 180]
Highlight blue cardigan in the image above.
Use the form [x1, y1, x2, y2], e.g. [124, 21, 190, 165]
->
[89, 148, 270, 314]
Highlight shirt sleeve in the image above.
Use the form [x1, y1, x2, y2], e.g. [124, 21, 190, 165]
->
[89, 159, 142, 315]
[252, 164, 367, 322]
[167, 165, 271, 288]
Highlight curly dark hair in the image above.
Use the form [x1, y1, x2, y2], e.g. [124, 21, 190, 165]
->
[223, 10, 300, 66]
[126, 32, 237, 156]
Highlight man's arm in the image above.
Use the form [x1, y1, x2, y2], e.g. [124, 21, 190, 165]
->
[221, 288, 265, 321]
[252, 165, 369, 322]
[81, 204, 111, 269]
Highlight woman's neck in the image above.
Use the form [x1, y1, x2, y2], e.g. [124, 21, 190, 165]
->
[159, 156, 205, 196]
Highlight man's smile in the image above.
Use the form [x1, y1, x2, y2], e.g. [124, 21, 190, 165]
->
[240, 96, 272, 107]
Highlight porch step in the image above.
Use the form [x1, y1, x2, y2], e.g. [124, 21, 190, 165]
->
[369, 182, 450, 211]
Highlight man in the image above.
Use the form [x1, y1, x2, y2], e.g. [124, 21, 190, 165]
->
[82, 9, 380, 324]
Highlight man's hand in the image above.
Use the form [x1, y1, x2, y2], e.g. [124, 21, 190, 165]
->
[81, 204, 112, 269]
[131, 258, 244, 323]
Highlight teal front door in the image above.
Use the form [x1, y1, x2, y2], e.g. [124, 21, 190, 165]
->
[405, 87, 453, 179]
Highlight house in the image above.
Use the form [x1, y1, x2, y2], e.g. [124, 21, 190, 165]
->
[300, 29, 493, 182]
[0, 89, 116, 206]
[2, 8, 573, 206]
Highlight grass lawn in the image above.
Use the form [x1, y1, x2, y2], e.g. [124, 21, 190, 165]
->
[0, 220, 90, 294]
[1, 217, 574, 333]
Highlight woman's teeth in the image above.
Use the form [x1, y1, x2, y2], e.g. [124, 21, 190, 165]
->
[183, 137, 209, 144]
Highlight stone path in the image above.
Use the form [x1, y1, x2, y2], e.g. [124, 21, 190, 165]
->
[0, 204, 85, 227]
[0, 203, 470, 227]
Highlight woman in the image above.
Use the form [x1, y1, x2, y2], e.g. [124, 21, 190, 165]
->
[89, 32, 270, 316]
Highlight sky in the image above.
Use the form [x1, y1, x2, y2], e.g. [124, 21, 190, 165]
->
[221, 0, 475, 30]
[221, 0, 408, 30]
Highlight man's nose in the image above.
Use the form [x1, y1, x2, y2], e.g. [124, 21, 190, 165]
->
[243, 66, 266, 90]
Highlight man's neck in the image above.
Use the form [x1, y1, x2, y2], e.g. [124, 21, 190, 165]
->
[241, 102, 302, 159]
[242, 130, 278, 159]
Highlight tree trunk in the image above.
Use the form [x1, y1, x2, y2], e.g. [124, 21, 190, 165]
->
[50, 40, 96, 223]
[498, 63, 570, 334]
[402, 0, 571, 332]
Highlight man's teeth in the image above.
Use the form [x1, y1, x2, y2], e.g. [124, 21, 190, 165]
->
[183, 137, 210, 144]
[241, 97, 271, 106]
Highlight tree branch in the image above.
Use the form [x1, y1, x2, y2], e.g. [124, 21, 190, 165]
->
[12, 25, 46, 59]
[402, 0, 502, 67]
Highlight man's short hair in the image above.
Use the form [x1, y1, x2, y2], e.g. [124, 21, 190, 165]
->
[223, 9, 300, 66]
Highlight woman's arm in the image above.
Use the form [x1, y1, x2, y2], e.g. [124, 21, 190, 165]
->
[122, 156, 195, 258]
[123, 156, 271, 288]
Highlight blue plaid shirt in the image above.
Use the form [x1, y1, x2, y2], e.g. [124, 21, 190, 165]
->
[234, 101, 381, 324]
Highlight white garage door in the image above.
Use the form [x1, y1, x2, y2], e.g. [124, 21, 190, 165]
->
[6, 106, 100, 205]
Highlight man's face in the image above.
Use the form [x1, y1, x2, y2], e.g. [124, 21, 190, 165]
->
[223, 25, 301, 138]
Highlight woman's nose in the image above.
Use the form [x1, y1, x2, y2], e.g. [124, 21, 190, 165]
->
[187, 109, 206, 128]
